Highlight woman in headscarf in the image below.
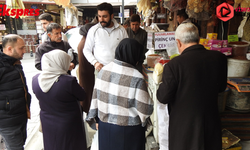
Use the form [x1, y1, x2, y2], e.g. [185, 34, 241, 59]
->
[32, 50, 87, 150]
[86, 38, 153, 150]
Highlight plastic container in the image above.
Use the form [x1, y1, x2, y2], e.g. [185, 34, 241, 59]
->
[228, 41, 250, 60]
[227, 58, 250, 77]
[147, 54, 161, 68]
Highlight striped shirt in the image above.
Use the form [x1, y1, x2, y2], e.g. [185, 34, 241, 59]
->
[86, 59, 153, 127]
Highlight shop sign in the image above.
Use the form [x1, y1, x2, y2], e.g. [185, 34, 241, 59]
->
[0, 4, 40, 19]
[0, 24, 6, 30]
[157, 13, 166, 19]
[147, 32, 153, 49]
[154, 32, 175, 49]
[228, 35, 239, 43]
[31, 5, 38, 9]
[124, 9, 130, 18]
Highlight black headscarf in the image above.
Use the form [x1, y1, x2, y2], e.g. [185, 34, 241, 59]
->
[115, 38, 144, 67]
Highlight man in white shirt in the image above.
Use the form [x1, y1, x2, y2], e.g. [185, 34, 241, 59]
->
[38, 13, 68, 43]
[83, 2, 128, 72]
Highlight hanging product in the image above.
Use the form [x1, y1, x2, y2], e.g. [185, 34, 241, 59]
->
[65, 4, 78, 26]
[163, 0, 187, 12]
[234, 0, 250, 9]
[6, 0, 25, 18]
[137, 0, 152, 17]
[49, 0, 70, 7]
[186, 0, 210, 20]
[242, 16, 250, 42]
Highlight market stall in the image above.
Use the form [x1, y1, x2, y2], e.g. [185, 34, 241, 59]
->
[138, 0, 250, 149]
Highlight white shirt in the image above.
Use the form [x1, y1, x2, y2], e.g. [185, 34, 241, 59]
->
[83, 19, 128, 66]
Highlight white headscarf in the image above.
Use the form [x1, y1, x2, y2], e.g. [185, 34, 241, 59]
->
[38, 50, 71, 93]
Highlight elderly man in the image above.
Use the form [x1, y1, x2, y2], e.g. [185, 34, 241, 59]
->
[83, 2, 128, 72]
[35, 23, 77, 72]
[157, 23, 227, 150]
[0, 34, 31, 150]
[38, 13, 67, 43]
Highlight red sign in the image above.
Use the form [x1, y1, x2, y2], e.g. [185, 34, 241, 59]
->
[0, 4, 39, 19]
[216, 2, 234, 22]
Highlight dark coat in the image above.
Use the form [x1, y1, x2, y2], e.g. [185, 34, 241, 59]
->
[157, 45, 227, 150]
[35, 41, 77, 71]
[77, 23, 95, 113]
[32, 74, 87, 150]
[0, 52, 31, 128]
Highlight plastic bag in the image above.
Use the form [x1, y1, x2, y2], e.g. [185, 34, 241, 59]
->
[242, 16, 250, 42]
[153, 63, 164, 84]
[157, 101, 169, 150]
[90, 132, 99, 150]
[238, 16, 248, 38]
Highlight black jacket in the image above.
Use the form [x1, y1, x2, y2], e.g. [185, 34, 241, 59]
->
[35, 40, 78, 71]
[0, 52, 31, 128]
[157, 44, 227, 150]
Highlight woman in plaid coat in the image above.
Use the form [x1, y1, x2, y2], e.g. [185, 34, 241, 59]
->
[86, 38, 153, 150]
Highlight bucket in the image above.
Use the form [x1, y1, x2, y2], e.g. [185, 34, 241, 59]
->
[226, 86, 250, 113]
[147, 54, 161, 68]
[228, 41, 250, 60]
[227, 58, 250, 77]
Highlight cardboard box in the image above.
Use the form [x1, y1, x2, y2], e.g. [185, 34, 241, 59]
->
[207, 33, 218, 40]
[210, 47, 221, 51]
[222, 40, 228, 48]
[205, 46, 211, 50]
[208, 40, 222, 48]
[199, 38, 209, 46]
[221, 47, 232, 56]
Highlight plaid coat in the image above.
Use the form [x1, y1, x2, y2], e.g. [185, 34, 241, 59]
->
[86, 59, 153, 127]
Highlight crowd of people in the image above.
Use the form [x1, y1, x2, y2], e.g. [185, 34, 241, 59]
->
[0, 2, 227, 150]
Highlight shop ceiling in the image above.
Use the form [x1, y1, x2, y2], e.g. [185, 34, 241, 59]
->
[0, 0, 138, 6]
[72, 0, 138, 7]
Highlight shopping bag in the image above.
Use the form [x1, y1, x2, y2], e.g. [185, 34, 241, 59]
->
[90, 132, 99, 150]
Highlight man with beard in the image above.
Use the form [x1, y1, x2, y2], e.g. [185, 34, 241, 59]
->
[83, 2, 128, 72]
[0, 34, 31, 150]
[35, 23, 77, 72]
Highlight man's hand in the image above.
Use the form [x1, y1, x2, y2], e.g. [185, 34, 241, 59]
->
[94, 62, 103, 72]
[69, 63, 75, 71]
